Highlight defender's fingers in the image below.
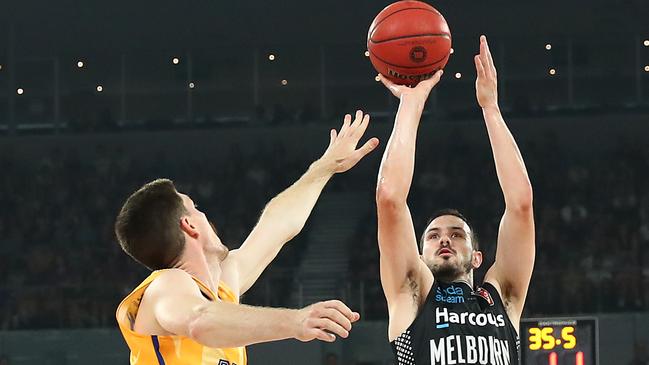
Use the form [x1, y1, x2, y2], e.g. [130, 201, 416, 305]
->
[350, 110, 364, 129]
[352, 312, 361, 322]
[313, 318, 349, 339]
[357, 138, 380, 157]
[324, 300, 357, 322]
[321, 308, 352, 331]
[355, 113, 372, 137]
[339, 114, 352, 136]
[312, 328, 336, 342]
[329, 129, 337, 147]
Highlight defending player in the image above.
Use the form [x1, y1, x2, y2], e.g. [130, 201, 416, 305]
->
[115, 111, 379, 364]
[376, 36, 534, 364]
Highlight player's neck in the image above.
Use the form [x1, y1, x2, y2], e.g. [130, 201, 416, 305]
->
[174, 250, 218, 294]
[205, 256, 223, 291]
[452, 277, 473, 287]
[448, 272, 474, 288]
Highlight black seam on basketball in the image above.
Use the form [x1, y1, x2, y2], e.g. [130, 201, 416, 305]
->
[369, 7, 443, 39]
[369, 48, 448, 69]
[369, 33, 451, 44]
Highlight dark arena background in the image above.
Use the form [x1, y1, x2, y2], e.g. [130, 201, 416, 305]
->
[1, 0, 649, 364]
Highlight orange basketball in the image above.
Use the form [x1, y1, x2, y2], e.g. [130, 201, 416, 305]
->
[367, 1, 452, 85]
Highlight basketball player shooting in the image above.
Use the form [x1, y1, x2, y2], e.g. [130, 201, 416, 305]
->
[375, 36, 535, 365]
[114, 111, 379, 365]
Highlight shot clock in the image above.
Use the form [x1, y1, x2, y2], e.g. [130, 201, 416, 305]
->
[521, 317, 598, 365]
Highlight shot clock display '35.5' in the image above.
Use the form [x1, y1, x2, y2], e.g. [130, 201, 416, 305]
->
[520, 317, 598, 365]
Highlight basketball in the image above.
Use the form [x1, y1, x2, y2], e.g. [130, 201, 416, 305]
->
[367, 0, 452, 85]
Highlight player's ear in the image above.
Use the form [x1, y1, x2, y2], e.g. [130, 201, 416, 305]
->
[179, 216, 199, 239]
[472, 250, 483, 269]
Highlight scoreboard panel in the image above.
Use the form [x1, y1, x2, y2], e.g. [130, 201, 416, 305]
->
[520, 317, 598, 365]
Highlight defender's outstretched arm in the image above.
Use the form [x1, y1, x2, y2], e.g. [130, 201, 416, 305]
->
[227, 111, 379, 295]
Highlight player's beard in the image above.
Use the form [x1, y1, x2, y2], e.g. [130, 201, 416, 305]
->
[426, 255, 473, 283]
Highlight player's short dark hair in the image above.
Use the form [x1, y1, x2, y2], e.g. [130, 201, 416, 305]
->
[115, 178, 187, 270]
[419, 208, 479, 252]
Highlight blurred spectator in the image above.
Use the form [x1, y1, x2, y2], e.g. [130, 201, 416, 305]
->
[629, 342, 649, 365]
[324, 352, 339, 365]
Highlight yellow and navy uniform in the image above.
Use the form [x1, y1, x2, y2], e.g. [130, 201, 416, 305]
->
[116, 270, 247, 365]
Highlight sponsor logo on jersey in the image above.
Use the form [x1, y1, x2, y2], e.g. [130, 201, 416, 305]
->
[435, 285, 466, 304]
[435, 307, 506, 329]
[429, 335, 512, 365]
[473, 287, 495, 306]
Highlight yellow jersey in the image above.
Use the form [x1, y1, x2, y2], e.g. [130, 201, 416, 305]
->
[116, 270, 247, 365]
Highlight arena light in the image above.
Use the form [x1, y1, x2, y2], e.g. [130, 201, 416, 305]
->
[189, 82, 195, 89]
[644, 40, 649, 47]
[281, 79, 288, 86]
[450, 48, 454, 54]
[375, 75, 381, 82]
[644, 65, 649, 72]
[545, 44, 552, 50]
[549, 68, 557, 76]
[0, 64, 3, 71]
[268, 54, 276, 61]
[17, 88, 24, 95]
[364, 51, 370, 57]
[77, 61, 84, 68]
[455, 72, 462, 79]
[96, 85, 103, 92]
[172, 57, 180, 65]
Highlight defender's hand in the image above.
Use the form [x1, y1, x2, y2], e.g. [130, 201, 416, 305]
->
[320, 110, 379, 174]
[293, 300, 361, 342]
[475, 35, 499, 110]
[378, 70, 443, 101]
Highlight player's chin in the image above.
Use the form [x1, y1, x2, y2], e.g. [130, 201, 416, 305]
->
[427, 257, 451, 269]
[442, 259, 466, 272]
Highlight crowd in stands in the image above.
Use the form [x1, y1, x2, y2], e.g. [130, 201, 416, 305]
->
[0, 117, 648, 329]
